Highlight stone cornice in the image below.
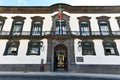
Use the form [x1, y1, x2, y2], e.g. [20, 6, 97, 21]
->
[0, 3, 120, 13]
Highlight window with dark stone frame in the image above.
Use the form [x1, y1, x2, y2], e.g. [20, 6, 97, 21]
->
[96, 16, 112, 35]
[27, 41, 43, 55]
[0, 16, 7, 32]
[31, 21, 42, 35]
[0, 21, 4, 32]
[10, 16, 25, 36]
[77, 16, 91, 36]
[81, 41, 96, 55]
[103, 41, 119, 55]
[79, 21, 90, 35]
[4, 41, 20, 55]
[10, 21, 24, 35]
[30, 16, 44, 36]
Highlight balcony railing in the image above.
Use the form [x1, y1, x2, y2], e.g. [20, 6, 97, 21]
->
[0, 31, 120, 36]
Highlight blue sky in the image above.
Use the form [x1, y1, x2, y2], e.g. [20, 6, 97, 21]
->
[0, 0, 120, 6]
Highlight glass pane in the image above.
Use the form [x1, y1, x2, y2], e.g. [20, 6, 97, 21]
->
[56, 19, 66, 35]
[105, 47, 115, 54]
[83, 42, 91, 46]
[34, 21, 41, 24]
[80, 21, 89, 35]
[0, 25, 2, 31]
[83, 49, 94, 55]
[12, 21, 23, 35]
[32, 22, 41, 35]
[30, 47, 39, 54]
[31, 42, 39, 46]
[8, 47, 17, 54]
[0, 21, 3, 24]
[13, 25, 22, 31]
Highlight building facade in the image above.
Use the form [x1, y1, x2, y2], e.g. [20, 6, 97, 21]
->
[0, 3, 120, 74]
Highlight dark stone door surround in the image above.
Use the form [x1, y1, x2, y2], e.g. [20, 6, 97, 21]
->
[47, 39, 75, 72]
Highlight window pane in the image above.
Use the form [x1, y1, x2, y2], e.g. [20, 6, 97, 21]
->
[0, 21, 3, 31]
[83, 49, 94, 55]
[56, 19, 66, 34]
[12, 21, 23, 35]
[82, 42, 94, 55]
[105, 47, 115, 54]
[8, 47, 17, 54]
[99, 21, 110, 35]
[30, 47, 39, 54]
[27, 42, 42, 55]
[32, 21, 41, 35]
[80, 21, 90, 35]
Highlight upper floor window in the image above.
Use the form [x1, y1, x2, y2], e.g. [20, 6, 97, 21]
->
[4, 41, 20, 55]
[10, 16, 26, 35]
[96, 16, 111, 35]
[79, 21, 90, 35]
[0, 16, 7, 32]
[31, 21, 42, 35]
[103, 41, 119, 55]
[52, 14, 70, 35]
[27, 41, 43, 55]
[78, 16, 91, 36]
[55, 19, 66, 35]
[81, 41, 96, 55]
[115, 16, 120, 30]
[0, 21, 4, 31]
[30, 16, 44, 36]
[11, 21, 23, 35]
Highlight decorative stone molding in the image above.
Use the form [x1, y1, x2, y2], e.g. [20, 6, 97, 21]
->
[77, 16, 91, 21]
[115, 16, 120, 20]
[0, 16, 7, 21]
[12, 16, 26, 21]
[96, 16, 110, 21]
[31, 16, 44, 21]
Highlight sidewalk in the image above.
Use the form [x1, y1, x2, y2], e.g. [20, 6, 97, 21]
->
[0, 72, 120, 79]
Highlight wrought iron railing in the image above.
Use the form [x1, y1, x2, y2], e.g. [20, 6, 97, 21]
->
[0, 31, 120, 36]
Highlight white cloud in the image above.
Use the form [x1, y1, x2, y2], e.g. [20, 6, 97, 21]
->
[65, 0, 120, 6]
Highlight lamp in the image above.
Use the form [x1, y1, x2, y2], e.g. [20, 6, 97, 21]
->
[78, 41, 82, 52]
[40, 42, 44, 51]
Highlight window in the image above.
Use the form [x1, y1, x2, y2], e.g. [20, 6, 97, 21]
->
[99, 21, 110, 35]
[79, 21, 90, 35]
[96, 16, 111, 35]
[27, 41, 43, 55]
[0, 21, 4, 32]
[11, 16, 26, 35]
[4, 41, 20, 55]
[103, 41, 119, 55]
[78, 16, 91, 36]
[0, 16, 7, 32]
[30, 16, 44, 36]
[115, 17, 120, 30]
[55, 19, 66, 35]
[82, 41, 96, 55]
[11, 21, 23, 35]
[31, 21, 42, 35]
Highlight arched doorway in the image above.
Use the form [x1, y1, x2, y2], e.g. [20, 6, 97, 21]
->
[54, 44, 68, 71]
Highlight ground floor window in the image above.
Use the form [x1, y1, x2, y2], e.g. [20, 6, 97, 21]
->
[4, 41, 19, 55]
[81, 41, 96, 55]
[103, 41, 119, 55]
[27, 41, 43, 55]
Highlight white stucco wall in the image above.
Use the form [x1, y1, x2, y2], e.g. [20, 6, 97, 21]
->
[0, 13, 120, 32]
[0, 39, 47, 64]
[0, 12, 120, 65]
[74, 39, 120, 65]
